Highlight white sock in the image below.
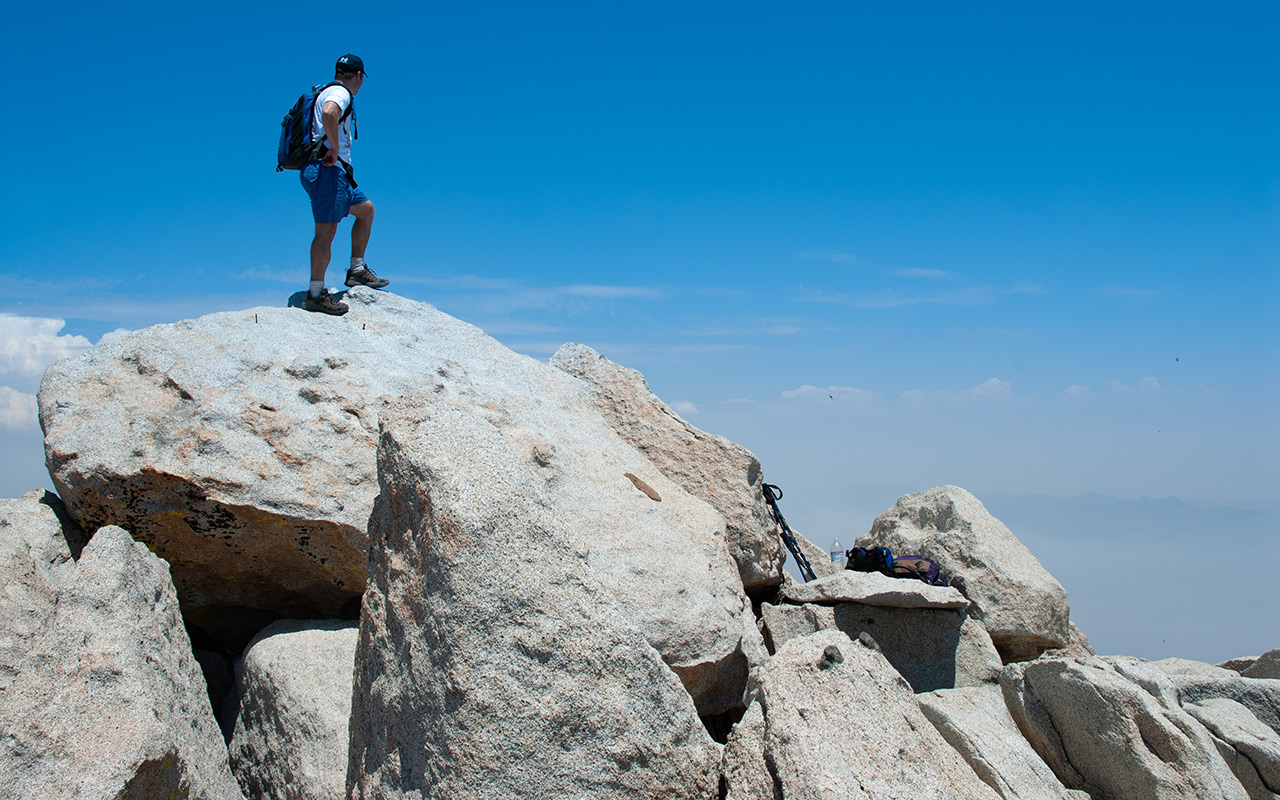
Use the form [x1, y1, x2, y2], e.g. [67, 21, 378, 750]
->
[309, 280, 324, 299]
[350, 257, 366, 271]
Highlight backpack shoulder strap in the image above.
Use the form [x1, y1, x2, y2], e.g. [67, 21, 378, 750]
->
[316, 81, 355, 122]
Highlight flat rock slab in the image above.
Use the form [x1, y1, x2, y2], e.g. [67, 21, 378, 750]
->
[760, 601, 1001, 693]
[780, 569, 969, 609]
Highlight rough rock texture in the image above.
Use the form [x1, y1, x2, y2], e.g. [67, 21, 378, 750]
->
[1245, 650, 1280, 680]
[759, 602, 1001, 693]
[228, 619, 358, 800]
[0, 523, 242, 799]
[0, 490, 88, 692]
[918, 686, 1082, 800]
[1222, 657, 1262, 674]
[1185, 698, 1280, 800]
[721, 630, 1000, 799]
[346, 399, 724, 799]
[858, 486, 1069, 661]
[1001, 655, 1247, 800]
[780, 569, 969, 609]
[720, 701, 776, 800]
[1153, 659, 1280, 736]
[550, 343, 784, 591]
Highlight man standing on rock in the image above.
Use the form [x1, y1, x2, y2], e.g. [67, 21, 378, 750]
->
[301, 53, 390, 316]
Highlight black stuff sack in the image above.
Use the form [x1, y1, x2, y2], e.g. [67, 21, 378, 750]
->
[846, 546, 894, 574]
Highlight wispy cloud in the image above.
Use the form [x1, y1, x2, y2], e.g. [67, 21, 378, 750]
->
[797, 283, 1045, 309]
[670, 400, 699, 416]
[0, 315, 93, 376]
[688, 317, 806, 337]
[782, 385, 882, 403]
[894, 268, 954, 279]
[793, 250, 857, 264]
[561, 284, 664, 300]
[0, 386, 38, 431]
[232, 266, 308, 284]
[902, 378, 1013, 407]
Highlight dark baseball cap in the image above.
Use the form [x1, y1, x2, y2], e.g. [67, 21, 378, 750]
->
[335, 54, 367, 75]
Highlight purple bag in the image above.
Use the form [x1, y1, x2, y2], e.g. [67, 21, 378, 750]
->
[891, 555, 950, 587]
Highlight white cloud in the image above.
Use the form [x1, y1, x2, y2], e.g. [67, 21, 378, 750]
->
[0, 386, 38, 430]
[782, 385, 882, 403]
[561, 284, 664, 300]
[670, 400, 699, 416]
[967, 377, 1013, 401]
[1065, 384, 1093, 399]
[1110, 377, 1163, 395]
[0, 315, 93, 376]
[97, 328, 133, 344]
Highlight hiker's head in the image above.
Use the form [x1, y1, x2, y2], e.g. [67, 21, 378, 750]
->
[334, 53, 367, 90]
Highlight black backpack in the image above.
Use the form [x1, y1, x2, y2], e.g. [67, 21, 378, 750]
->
[847, 546, 894, 574]
[276, 82, 355, 172]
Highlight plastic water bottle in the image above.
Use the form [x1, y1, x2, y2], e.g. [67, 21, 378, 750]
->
[830, 538, 844, 568]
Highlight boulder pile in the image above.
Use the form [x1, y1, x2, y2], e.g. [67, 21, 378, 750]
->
[1, 288, 1275, 799]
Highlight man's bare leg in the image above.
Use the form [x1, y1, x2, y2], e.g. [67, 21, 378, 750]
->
[310, 222, 340, 283]
[349, 201, 375, 260]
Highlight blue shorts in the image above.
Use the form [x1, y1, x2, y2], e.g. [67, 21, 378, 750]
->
[300, 163, 369, 223]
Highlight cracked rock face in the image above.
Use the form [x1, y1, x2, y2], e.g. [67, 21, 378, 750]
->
[1000, 656, 1248, 800]
[0, 513, 242, 800]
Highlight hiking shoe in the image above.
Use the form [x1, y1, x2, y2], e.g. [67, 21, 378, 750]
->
[302, 289, 349, 316]
[345, 265, 390, 289]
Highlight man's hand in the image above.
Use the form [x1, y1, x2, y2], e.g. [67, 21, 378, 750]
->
[322, 147, 338, 167]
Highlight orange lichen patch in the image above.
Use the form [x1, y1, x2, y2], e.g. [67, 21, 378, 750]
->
[624, 473, 661, 502]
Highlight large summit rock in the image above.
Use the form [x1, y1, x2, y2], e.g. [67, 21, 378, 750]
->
[858, 486, 1070, 662]
[38, 289, 759, 665]
[550, 343, 784, 591]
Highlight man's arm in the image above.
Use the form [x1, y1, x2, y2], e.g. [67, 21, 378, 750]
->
[321, 100, 343, 166]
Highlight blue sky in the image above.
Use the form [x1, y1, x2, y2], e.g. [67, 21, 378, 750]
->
[2, 2, 1276, 660]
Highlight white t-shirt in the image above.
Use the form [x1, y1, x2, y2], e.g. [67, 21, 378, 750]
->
[310, 84, 355, 164]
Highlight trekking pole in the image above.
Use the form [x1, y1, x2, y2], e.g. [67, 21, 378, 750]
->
[762, 483, 817, 583]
